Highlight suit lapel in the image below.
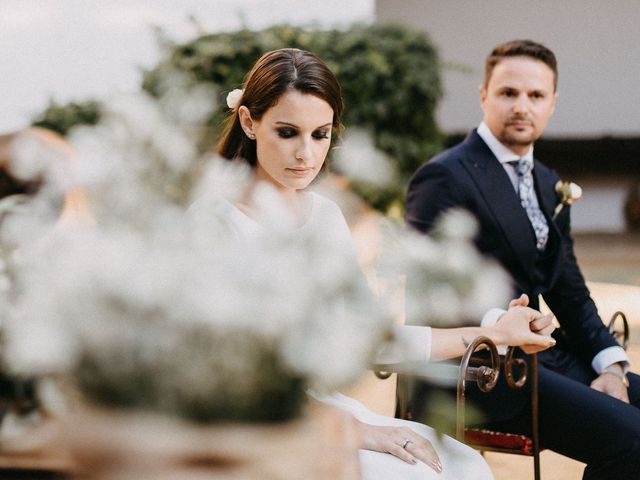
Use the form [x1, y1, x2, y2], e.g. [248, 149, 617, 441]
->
[459, 132, 539, 278]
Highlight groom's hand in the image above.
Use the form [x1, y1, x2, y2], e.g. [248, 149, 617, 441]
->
[529, 313, 555, 337]
[591, 364, 630, 403]
[508, 294, 555, 336]
[520, 313, 556, 354]
[494, 308, 556, 354]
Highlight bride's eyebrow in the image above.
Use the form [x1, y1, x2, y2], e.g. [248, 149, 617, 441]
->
[274, 121, 332, 129]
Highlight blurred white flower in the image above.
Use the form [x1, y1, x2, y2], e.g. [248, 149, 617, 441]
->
[377, 213, 510, 328]
[1, 85, 392, 422]
[160, 79, 218, 126]
[0, 70, 511, 424]
[333, 128, 396, 187]
[430, 208, 478, 241]
[8, 131, 66, 185]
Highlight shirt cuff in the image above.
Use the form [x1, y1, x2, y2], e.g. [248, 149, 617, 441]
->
[481, 308, 506, 327]
[374, 325, 432, 364]
[591, 346, 631, 374]
[481, 308, 507, 355]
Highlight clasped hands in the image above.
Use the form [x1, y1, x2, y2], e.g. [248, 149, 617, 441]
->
[491, 293, 556, 354]
[497, 295, 630, 403]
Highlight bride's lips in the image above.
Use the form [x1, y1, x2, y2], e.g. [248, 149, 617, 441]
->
[286, 167, 313, 176]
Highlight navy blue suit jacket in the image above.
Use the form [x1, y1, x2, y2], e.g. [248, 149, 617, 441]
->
[405, 130, 617, 367]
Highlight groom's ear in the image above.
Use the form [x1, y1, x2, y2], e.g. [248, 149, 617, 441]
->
[551, 91, 558, 114]
[479, 84, 488, 104]
[238, 106, 256, 139]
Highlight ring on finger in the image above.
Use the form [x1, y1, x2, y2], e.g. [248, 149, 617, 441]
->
[402, 439, 412, 449]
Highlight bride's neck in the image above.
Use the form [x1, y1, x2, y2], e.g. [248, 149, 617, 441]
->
[237, 181, 310, 227]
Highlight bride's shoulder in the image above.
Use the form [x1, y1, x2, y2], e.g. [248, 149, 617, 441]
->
[307, 191, 344, 218]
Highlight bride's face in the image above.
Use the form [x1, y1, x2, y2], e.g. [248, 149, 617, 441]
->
[241, 90, 334, 193]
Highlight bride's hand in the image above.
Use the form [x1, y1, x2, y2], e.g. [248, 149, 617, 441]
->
[493, 307, 556, 353]
[357, 421, 443, 473]
[508, 293, 529, 308]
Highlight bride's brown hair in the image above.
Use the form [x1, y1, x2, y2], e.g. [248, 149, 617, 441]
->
[217, 48, 343, 166]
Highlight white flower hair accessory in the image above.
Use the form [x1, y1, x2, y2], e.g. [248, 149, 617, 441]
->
[226, 89, 244, 111]
[553, 180, 583, 219]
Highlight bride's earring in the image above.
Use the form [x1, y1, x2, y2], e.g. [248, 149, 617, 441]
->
[237, 106, 256, 141]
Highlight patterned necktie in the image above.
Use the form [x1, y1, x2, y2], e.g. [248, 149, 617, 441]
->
[514, 158, 549, 251]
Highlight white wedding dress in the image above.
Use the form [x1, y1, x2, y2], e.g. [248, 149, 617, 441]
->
[206, 190, 494, 480]
[318, 392, 493, 480]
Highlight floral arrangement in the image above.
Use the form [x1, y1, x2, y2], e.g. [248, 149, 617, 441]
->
[377, 210, 511, 327]
[2, 74, 392, 424]
[553, 180, 583, 220]
[2, 72, 510, 426]
[0, 132, 75, 438]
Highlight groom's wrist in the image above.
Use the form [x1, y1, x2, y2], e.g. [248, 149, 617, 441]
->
[601, 364, 629, 387]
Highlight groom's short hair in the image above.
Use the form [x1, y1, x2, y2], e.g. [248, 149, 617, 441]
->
[484, 39, 558, 91]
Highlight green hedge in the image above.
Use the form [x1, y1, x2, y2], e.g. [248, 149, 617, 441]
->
[32, 99, 101, 136]
[33, 24, 443, 213]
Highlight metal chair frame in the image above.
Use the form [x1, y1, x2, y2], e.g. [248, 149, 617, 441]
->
[382, 310, 630, 480]
[457, 342, 541, 480]
[458, 311, 629, 480]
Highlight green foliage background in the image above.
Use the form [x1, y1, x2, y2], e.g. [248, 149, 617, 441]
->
[32, 99, 101, 136]
[32, 24, 443, 213]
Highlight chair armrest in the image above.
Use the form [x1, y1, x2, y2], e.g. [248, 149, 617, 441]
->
[608, 311, 630, 350]
[371, 337, 498, 423]
[456, 336, 500, 440]
[371, 360, 459, 387]
[503, 346, 528, 389]
[371, 359, 460, 422]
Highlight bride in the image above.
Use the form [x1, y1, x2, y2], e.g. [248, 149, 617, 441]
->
[211, 47, 556, 479]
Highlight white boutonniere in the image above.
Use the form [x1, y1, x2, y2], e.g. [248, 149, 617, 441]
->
[553, 180, 582, 220]
[226, 88, 244, 111]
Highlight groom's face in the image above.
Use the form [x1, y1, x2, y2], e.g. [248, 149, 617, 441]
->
[480, 56, 557, 156]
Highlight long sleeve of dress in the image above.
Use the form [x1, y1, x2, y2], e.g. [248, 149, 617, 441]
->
[374, 325, 432, 364]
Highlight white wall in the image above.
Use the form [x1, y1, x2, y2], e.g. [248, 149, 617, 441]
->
[376, 0, 640, 137]
[0, 0, 374, 132]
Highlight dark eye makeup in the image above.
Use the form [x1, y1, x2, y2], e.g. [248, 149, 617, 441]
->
[276, 127, 330, 139]
[277, 128, 296, 138]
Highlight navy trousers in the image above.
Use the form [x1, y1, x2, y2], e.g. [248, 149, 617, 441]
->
[483, 349, 640, 480]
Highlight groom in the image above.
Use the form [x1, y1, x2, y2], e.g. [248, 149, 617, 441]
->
[405, 39, 640, 479]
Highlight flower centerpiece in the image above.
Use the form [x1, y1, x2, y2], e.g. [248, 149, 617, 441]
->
[2, 76, 392, 426]
[0, 74, 387, 478]
[0, 130, 75, 444]
[0, 70, 511, 479]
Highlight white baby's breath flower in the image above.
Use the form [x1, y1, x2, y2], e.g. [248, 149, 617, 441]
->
[377, 209, 510, 327]
[333, 128, 396, 187]
[431, 208, 478, 241]
[7, 130, 73, 199]
[1, 65, 511, 424]
[160, 80, 218, 126]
